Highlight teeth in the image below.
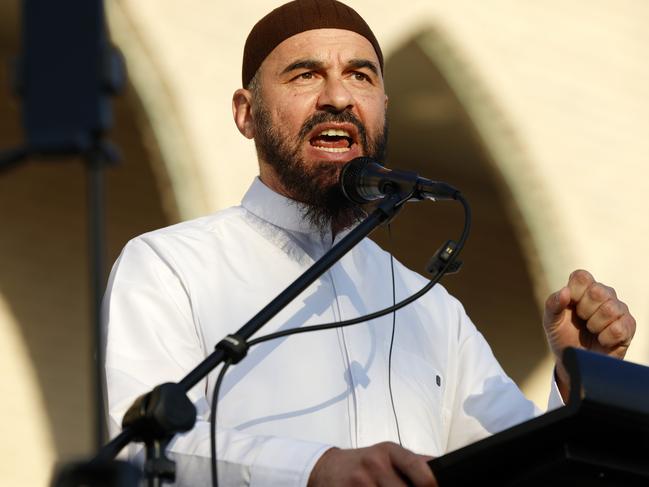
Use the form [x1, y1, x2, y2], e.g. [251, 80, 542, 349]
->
[319, 128, 351, 137]
[313, 146, 350, 153]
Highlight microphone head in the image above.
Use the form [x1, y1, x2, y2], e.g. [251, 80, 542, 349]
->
[340, 157, 382, 204]
[341, 158, 460, 204]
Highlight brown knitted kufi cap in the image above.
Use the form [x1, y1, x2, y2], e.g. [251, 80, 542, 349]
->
[242, 0, 383, 88]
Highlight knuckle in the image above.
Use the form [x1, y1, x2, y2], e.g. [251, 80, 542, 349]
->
[576, 299, 592, 319]
[349, 471, 370, 487]
[376, 441, 397, 453]
[403, 455, 420, 471]
[361, 450, 384, 471]
[571, 269, 592, 284]
[587, 283, 611, 301]
[606, 322, 626, 343]
[625, 315, 637, 337]
[585, 318, 600, 334]
[621, 301, 630, 314]
[381, 441, 398, 447]
[598, 334, 612, 348]
[599, 300, 620, 320]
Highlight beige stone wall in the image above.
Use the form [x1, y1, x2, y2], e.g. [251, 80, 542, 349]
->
[109, 0, 649, 375]
[0, 296, 54, 486]
[1, 0, 647, 484]
[0, 2, 169, 482]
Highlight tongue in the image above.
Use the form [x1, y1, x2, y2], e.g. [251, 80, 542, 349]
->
[310, 135, 350, 149]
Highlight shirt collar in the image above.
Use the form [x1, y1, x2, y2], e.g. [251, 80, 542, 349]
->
[241, 177, 323, 235]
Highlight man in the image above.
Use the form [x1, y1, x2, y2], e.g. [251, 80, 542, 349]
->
[103, 1, 636, 486]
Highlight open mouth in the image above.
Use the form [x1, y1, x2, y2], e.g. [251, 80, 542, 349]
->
[309, 128, 355, 153]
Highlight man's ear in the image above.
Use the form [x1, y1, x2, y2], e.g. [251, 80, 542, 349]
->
[232, 88, 255, 139]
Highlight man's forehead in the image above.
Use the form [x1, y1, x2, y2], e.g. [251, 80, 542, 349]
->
[264, 29, 380, 73]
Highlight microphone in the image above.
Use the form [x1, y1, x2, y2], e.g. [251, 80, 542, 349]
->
[340, 157, 459, 204]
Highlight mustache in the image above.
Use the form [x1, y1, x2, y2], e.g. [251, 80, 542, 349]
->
[297, 110, 368, 148]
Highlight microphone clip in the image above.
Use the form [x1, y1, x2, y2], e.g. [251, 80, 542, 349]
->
[426, 240, 463, 275]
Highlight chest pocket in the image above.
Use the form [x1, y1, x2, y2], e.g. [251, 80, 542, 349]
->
[389, 343, 445, 455]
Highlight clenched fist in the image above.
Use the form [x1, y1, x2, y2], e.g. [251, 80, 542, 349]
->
[543, 269, 636, 399]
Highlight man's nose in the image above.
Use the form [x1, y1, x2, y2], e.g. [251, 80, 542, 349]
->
[317, 77, 354, 112]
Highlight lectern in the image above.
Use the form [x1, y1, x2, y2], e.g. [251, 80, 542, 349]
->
[430, 348, 649, 486]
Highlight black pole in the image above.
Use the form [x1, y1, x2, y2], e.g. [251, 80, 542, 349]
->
[6, 0, 129, 484]
[87, 146, 107, 450]
[94, 191, 411, 478]
[0, 147, 29, 172]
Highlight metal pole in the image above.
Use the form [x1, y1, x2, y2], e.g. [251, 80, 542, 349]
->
[87, 147, 107, 450]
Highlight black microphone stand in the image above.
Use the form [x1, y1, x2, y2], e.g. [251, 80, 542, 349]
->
[79, 190, 412, 486]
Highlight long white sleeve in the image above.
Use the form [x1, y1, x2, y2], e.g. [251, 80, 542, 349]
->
[104, 238, 331, 486]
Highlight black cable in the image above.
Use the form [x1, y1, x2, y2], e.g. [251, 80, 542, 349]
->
[210, 359, 232, 487]
[208, 192, 471, 487]
[247, 271, 442, 347]
[385, 223, 403, 446]
[247, 193, 471, 348]
[208, 271, 444, 487]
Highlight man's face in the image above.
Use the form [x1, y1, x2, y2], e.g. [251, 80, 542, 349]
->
[245, 29, 388, 232]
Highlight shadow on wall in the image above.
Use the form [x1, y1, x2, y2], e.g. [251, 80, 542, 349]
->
[0, 29, 170, 462]
[371, 29, 548, 385]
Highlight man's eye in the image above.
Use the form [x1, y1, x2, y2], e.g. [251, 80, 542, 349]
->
[298, 72, 313, 80]
[353, 72, 370, 82]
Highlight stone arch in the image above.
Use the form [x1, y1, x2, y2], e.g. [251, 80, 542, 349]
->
[372, 26, 559, 403]
[0, 0, 175, 480]
[106, 1, 210, 221]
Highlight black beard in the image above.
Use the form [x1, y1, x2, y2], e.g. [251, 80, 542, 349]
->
[253, 105, 388, 235]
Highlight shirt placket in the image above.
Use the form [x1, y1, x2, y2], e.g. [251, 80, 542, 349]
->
[305, 234, 358, 449]
[327, 245, 397, 448]
[327, 266, 361, 448]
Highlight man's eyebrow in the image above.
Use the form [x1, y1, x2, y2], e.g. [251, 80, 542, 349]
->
[280, 59, 324, 75]
[347, 59, 379, 76]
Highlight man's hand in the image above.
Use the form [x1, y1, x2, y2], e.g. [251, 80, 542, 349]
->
[308, 442, 437, 487]
[543, 269, 636, 400]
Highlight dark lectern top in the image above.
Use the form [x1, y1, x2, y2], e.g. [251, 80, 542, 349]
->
[429, 348, 649, 486]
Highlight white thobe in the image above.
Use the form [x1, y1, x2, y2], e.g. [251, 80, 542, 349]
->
[104, 177, 557, 486]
